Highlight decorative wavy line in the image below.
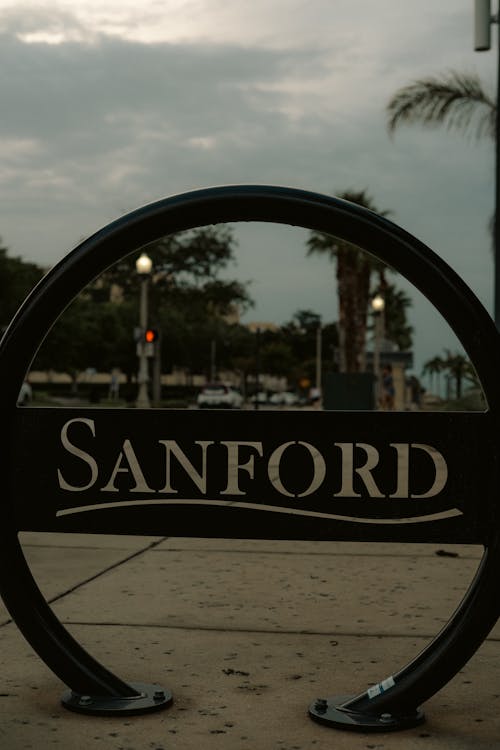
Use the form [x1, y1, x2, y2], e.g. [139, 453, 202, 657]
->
[55, 499, 463, 525]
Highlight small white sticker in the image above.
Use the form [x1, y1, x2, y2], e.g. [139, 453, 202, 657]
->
[381, 676, 395, 691]
[367, 675, 395, 700]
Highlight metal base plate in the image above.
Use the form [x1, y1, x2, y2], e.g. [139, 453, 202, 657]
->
[61, 682, 173, 716]
[309, 695, 425, 732]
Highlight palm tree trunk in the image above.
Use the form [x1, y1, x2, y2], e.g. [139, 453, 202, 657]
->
[336, 248, 371, 372]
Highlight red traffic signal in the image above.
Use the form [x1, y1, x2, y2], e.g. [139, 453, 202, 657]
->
[144, 328, 159, 343]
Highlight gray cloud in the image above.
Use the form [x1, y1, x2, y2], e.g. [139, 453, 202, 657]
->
[0, 1, 496, 376]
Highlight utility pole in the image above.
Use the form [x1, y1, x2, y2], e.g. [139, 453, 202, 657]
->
[136, 263, 151, 408]
[315, 323, 322, 394]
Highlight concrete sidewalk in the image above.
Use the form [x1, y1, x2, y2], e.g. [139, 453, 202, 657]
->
[0, 533, 499, 749]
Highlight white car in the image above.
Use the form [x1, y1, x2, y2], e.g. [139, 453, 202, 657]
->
[197, 383, 243, 409]
[17, 381, 32, 406]
[250, 391, 268, 405]
[269, 391, 298, 406]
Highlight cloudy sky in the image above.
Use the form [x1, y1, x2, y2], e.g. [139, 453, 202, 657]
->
[0, 0, 496, 376]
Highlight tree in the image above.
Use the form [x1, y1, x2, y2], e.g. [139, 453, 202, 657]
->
[281, 309, 322, 363]
[422, 354, 445, 395]
[307, 190, 390, 373]
[33, 297, 137, 386]
[34, 226, 253, 383]
[387, 69, 500, 320]
[0, 241, 45, 330]
[260, 341, 295, 378]
[441, 350, 478, 400]
[387, 71, 495, 140]
[422, 350, 479, 400]
[97, 225, 250, 314]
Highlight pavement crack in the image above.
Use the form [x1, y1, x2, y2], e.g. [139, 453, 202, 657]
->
[47, 536, 169, 605]
[56, 620, 500, 641]
[0, 537, 168, 628]
[151, 546, 482, 560]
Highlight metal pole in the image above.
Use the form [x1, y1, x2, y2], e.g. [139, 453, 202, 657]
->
[373, 312, 381, 408]
[210, 339, 216, 381]
[152, 332, 161, 405]
[254, 327, 261, 410]
[136, 276, 150, 408]
[371, 294, 385, 408]
[315, 324, 322, 393]
[495, 9, 500, 327]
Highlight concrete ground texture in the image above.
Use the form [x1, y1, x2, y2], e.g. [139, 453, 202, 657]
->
[0, 533, 499, 750]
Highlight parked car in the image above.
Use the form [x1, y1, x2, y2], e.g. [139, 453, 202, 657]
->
[250, 391, 268, 405]
[17, 380, 32, 406]
[269, 391, 298, 406]
[197, 383, 243, 409]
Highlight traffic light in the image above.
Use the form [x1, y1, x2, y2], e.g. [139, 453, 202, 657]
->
[144, 328, 159, 343]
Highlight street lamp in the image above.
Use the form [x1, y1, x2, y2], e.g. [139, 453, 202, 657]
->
[372, 293, 385, 314]
[371, 293, 385, 408]
[254, 326, 261, 410]
[136, 252, 153, 408]
[315, 320, 322, 405]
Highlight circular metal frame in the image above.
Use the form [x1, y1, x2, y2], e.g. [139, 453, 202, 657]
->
[0, 185, 499, 725]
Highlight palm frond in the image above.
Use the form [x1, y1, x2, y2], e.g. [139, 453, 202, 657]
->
[338, 188, 392, 218]
[387, 71, 496, 140]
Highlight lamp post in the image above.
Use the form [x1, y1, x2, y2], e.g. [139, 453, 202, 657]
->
[210, 339, 217, 382]
[314, 321, 322, 407]
[254, 327, 261, 410]
[371, 293, 385, 408]
[474, 0, 500, 327]
[136, 252, 153, 408]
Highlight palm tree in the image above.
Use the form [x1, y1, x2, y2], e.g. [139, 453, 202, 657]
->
[387, 71, 496, 140]
[422, 350, 479, 400]
[442, 349, 478, 400]
[307, 190, 390, 373]
[422, 355, 445, 395]
[387, 70, 500, 324]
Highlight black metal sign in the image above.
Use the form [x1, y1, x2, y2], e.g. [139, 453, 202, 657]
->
[11, 407, 494, 543]
[1, 185, 500, 731]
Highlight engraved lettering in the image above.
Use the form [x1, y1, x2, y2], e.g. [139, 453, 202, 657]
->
[57, 418, 98, 492]
[158, 440, 214, 494]
[100, 439, 155, 493]
[334, 442, 385, 498]
[56, 418, 450, 510]
[410, 443, 448, 498]
[389, 443, 410, 498]
[268, 441, 327, 497]
[220, 441, 263, 495]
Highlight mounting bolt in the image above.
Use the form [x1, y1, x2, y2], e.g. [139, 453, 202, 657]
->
[78, 695, 93, 706]
[154, 690, 165, 701]
[380, 712, 393, 723]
